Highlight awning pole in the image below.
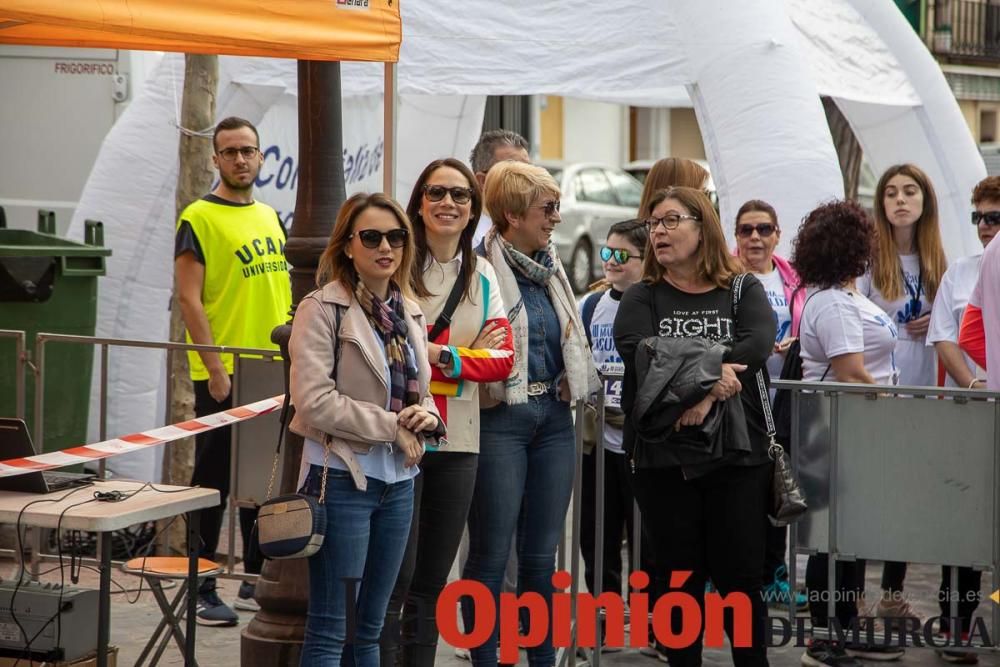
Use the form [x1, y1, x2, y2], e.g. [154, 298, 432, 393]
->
[383, 62, 398, 198]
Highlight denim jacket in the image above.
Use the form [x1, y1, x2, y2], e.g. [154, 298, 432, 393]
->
[513, 268, 564, 384]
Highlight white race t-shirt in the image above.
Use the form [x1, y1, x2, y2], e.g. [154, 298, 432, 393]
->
[799, 287, 899, 386]
[580, 290, 625, 453]
[926, 253, 983, 388]
[755, 268, 791, 382]
[857, 253, 935, 387]
[969, 238, 1000, 390]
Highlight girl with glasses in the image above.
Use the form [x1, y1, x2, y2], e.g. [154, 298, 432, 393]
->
[576, 219, 647, 645]
[464, 160, 600, 667]
[379, 159, 514, 667]
[857, 163, 947, 621]
[732, 199, 808, 615]
[289, 193, 445, 666]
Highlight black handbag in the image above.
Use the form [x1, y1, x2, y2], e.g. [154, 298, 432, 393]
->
[757, 370, 808, 526]
[731, 274, 808, 527]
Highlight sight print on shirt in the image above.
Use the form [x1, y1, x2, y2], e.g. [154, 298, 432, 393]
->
[657, 308, 734, 343]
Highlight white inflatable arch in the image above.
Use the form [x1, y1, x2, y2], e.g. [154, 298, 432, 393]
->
[67, 0, 984, 478]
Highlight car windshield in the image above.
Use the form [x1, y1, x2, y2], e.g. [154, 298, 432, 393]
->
[545, 167, 563, 182]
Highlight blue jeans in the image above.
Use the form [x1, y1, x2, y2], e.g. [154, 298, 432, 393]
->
[299, 465, 414, 667]
[462, 395, 575, 667]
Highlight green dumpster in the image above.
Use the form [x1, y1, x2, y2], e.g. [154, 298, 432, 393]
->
[0, 210, 111, 453]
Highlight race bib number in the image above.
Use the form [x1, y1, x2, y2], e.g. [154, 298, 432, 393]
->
[601, 361, 624, 408]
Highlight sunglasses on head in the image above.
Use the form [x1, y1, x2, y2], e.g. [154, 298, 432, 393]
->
[736, 223, 777, 238]
[351, 228, 409, 249]
[600, 246, 641, 264]
[422, 184, 473, 205]
[971, 211, 1000, 226]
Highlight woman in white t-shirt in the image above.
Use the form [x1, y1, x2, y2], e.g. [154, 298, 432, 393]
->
[857, 163, 946, 388]
[856, 163, 947, 621]
[792, 201, 903, 666]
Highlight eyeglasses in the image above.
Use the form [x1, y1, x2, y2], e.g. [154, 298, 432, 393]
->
[971, 210, 1000, 226]
[423, 184, 473, 205]
[644, 213, 699, 231]
[351, 228, 409, 249]
[600, 246, 641, 264]
[217, 146, 259, 161]
[530, 200, 561, 218]
[736, 223, 777, 238]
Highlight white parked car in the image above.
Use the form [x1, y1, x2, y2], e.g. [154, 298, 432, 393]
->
[540, 162, 644, 293]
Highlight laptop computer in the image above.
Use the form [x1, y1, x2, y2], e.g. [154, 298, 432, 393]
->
[0, 418, 97, 494]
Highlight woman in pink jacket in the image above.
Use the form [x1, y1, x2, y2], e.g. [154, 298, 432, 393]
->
[733, 198, 807, 613]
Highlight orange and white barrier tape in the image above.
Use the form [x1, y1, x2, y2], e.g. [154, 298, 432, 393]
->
[0, 396, 284, 478]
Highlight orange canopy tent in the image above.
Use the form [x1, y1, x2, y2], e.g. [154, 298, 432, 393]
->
[0, 0, 403, 189]
[0, 0, 401, 61]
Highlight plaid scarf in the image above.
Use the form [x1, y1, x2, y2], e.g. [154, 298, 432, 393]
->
[354, 281, 420, 412]
[500, 238, 557, 286]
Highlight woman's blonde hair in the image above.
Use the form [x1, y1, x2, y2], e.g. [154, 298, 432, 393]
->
[315, 192, 416, 299]
[638, 158, 710, 218]
[642, 187, 739, 289]
[871, 163, 947, 302]
[483, 161, 560, 232]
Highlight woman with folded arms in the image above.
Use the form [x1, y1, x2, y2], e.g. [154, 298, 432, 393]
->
[464, 160, 599, 667]
[381, 159, 514, 667]
[289, 193, 444, 667]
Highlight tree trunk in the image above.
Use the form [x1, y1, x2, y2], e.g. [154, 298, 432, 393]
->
[161, 54, 218, 555]
[822, 96, 863, 201]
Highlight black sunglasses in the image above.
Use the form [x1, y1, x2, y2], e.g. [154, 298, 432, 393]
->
[351, 228, 409, 249]
[736, 223, 777, 238]
[531, 200, 561, 217]
[971, 211, 1000, 226]
[600, 246, 641, 264]
[423, 184, 473, 205]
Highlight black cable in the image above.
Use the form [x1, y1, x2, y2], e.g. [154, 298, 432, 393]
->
[11, 485, 92, 667]
[10, 481, 206, 665]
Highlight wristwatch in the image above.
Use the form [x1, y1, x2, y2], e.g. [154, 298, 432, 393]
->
[437, 348, 453, 369]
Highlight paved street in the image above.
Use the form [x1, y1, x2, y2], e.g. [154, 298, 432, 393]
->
[1, 551, 998, 666]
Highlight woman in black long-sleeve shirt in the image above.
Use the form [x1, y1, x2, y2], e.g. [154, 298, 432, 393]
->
[614, 186, 775, 667]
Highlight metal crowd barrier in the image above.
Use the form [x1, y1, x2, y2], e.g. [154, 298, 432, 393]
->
[8, 331, 281, 579]
[781, 378, 1000, 652]
[561, 374, 1000, 666]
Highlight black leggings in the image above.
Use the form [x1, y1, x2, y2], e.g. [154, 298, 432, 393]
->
[380, 451, 478, 667]
[580, 448, 635, 598]
[631, 464, 771, 667]
[190, 380, 261, 588]
[939, 566, 983, 636]
[805, 554, 866, 629]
